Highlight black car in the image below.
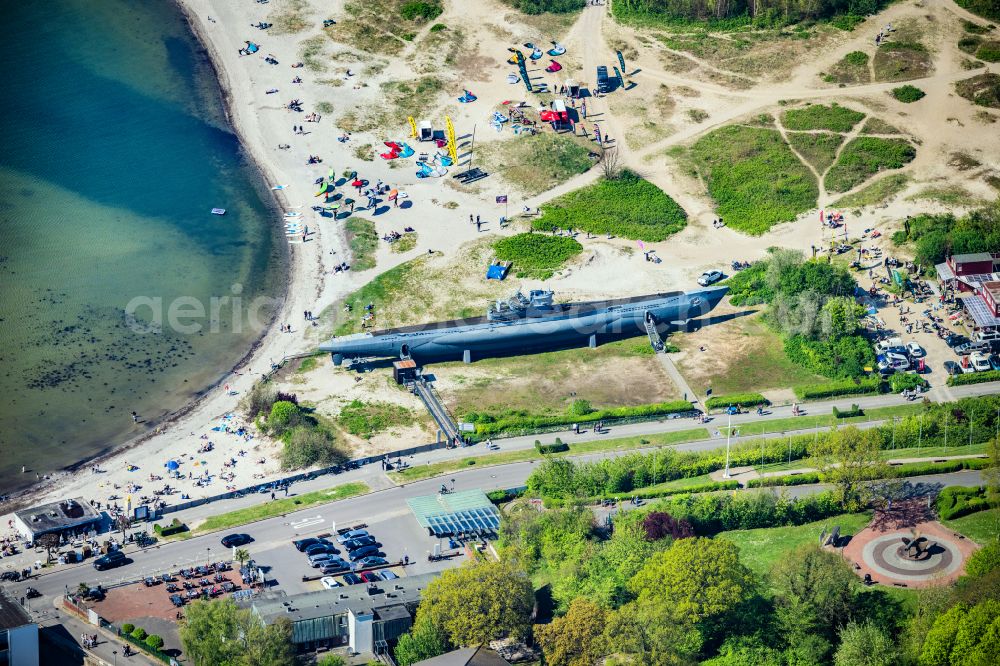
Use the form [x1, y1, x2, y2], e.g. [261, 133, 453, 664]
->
[93, 551, 127, 571]
[293, 537, 330, 552]
[305, 543, 340, 557]
[220, 533, 252, 548]
[342, 535, 377, 551]
[170, 594, 185, 607]
[943, 360, 962, 376]
[343, 573, 363, 585]
[0, 571, 20, 582]
[348, 545, 380, 561]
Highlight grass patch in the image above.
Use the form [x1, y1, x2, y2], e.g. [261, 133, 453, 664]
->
[956, 0, 1000, 22]
[891, 84, 925, 103]
[908, 185, 987, 207]
[942, 508, 1000, 545]
[720, 403, 926, 441]
[300, 35, 328, 72]
[530, 170, 687, 241]
[391, 232, 417, 253]
[337, 399, 416, 438]
[950, 152, 982, 171]
[268, 0, 312, 35]
[959, 35, 984, 54]
[861, 117, 902, 135]
[786, 131, 844, 173]
[956, 72, 1000, 108]
[781, 103, 865, 132]
[194, 482, 369, 533]
[380, 77, 444, 126]
[388, 428, 711, 484]
[718, 513, 872, 577]
[315, 101, 334, 115]
[345, 218, 378, 271]
[962, 19, 994, 34]
[824, 137, 916, 193]
[328, 0, 442, 56]
[296, 356, 320, 374]
[478, 132, 594, 197]
[690, 125, 818, 235]
[353, 144, 375, 161]
[831, 173, 909, 208]
[824, 51, 871, 84]
[873, 42, 932, 82]
[493, 233, 582, 279]
[754, 444, 987, 475]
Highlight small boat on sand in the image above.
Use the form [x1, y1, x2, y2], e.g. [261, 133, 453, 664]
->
[211, 208, 226, 215]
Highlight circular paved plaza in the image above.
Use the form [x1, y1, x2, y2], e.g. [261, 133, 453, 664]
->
[861, 532, 965, 582]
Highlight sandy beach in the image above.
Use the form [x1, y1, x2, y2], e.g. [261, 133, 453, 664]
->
[3, 0, 997, 525]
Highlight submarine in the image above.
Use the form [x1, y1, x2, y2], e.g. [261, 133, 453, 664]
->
[320, 285, 728, 365]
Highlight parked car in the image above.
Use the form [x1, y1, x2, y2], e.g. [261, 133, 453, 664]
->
[906, 342, 925, 358]
[320, 559, 351, 574]
[348, 545, 381, 561]
[359, 572, 380, 583]
[0, 572, 20, 582]
[343, 573, 363, 585]
[320, 577, 342, 590]
[342, 536, 377, 552]
[877, 352, 909, 374]
[353, 556, 389, 570]
[25, 587, 41, 599]
[336, 529, 369, 544]
[697, 270, 724, 287]
[955, 341, 989, 356]
[990, 354, 1000, 371]
[944, 334, 967, 348]
[93, 551, 127, 571]
[170, 594, 185, 607]
[943, 360, 962, 376]
[308, 553, 337, 567]
[220, 533, 252, 548]
[293, 537, 329, 552]
[379, 570, 399, 581]
[304, 543, 340, 557]
[970, 352, 992, 372]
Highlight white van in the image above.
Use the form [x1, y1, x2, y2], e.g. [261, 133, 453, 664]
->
[970, 352, 992, 372]
[974, 330, 1000, 343]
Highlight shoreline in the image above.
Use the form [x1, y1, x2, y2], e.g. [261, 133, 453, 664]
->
[1, 0, 319, 513]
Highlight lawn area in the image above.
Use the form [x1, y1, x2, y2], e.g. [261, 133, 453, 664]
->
[824, 137, 916, 193]
[673, 314, 826, 395]
[832, 173, 909, 209]
[943, 508, 1000, 545]
[493, 233, 582, 279]
[780, 103, 865, 132]
[718, 512, 872, 578]
[689, 125, 818, 235]
[753, 443, 987, 475]
[337, 399, 418, 438]
[388, 428, 711, 484]
[873, 42, 933, 82]
[861, 117, 903, 135]
[786, 131, 845, 173]
[193, 482, 370, 533]
[530, 170, 687, 241]
[719, 403, 927, 441]
[346, 218, 378, 271]
[479, 131, 594, 197]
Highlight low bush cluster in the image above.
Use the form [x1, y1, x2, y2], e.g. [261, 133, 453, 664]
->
[704, 393, 768, 410]
[721, 262, 771, 305]
[892, 84, 926, 103]
[153, 518, 188, 537]
[647, 490, 844, 535]
[825, 137, 916, 193]
[832, 404, 863, 419]
[794, 376, 883, 400]
[889, 373, 927, 392]
[536, 439, 570, 454]
[784, 334, 875, 380]
[948, 369, 1000, 386]
[749, 459, 990, 490]
[781, 103, 866, 132]
[747, 472, 822, 488]
[493, 233, 582, 279]
[937, 485, 993, 520]
[465, 400, 693, 437]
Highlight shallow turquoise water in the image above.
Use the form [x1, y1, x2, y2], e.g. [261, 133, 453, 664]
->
[0, 0, 285, 493]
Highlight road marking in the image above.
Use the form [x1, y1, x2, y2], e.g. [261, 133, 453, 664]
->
[291, 516, 324, 530]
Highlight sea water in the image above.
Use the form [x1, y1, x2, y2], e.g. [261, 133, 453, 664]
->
[0, 0, 285, 494]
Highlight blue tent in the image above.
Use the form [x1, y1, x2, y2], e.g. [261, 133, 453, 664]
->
[486, 263, 509, 280]
[166, 460, 180, 471]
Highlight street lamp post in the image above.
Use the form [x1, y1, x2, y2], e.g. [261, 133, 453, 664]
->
[723, 413, 732, 479]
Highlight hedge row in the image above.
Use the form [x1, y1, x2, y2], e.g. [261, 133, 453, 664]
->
[470, 400, 693, 437]
[833, 404, 864, 419]
[794, 377, 883, 400]
[936, 485, 993, 520]
[747, 458, 990, 489]
[705, 393, 768, 410]
[153, 519, 188, 537]
[544, 479, 741, 507]
[536, 439, 569, 454]
[947, 370, 1000, 387]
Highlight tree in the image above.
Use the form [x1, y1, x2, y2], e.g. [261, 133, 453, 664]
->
[395, 615, 450, 666]
[180, 598, 294, 666]
[280, 426, 346, 470]
[642, 511, 694, 541]
[266, 400, 303, 436]
[772, 545, 858, 645]
[810, 426, 892, 510]
[603, 603, 701, 666]
[835, 621, 898, 666]
[145, 634, 165, 651]
[628, 537, 756, 624]
[573, 520, 668, 608]
[318, 655, 348, 666]
[234, 548, 250, 569]
[965, 539, 1000, 578]
[415, 559, 534, 646]
[36, 533, 61, 563]
[600, 145, 621, 180]
[535, 597, 608, 666]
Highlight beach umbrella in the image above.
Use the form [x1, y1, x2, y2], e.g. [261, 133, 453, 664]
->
[388, 189, 398, 201]
[166, 460, 180, 471]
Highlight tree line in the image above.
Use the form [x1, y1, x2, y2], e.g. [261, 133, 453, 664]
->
[612, 0, 887, 24]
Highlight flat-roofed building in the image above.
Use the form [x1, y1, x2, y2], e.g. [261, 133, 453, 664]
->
[12, 498, 101, 543]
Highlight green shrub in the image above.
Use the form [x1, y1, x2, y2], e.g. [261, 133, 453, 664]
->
[825, 137, 916, 193]
[948, 369, 1000, 386]
[747, 472, 822, 488]
[794, 377, 883, 400]
[844, 51, 870, 66]
[889, 373, 927, 392]
[506, 0, 585, 15]
[966, 539, 1000, 576]
[267, 400, 304, 436]
[937, 486, 993, 520]
[399, 1, 443, 21]
[281, 426, 348, 470]
[493, 233, 582, 279]
[959, 35, 984, 54]
[468, 400, 694, 437]
[722, 261, 771, 305]
[784, 334, 876, 380]
[833, 404, 864, 419]
[131, 627, 147, 641]
[976, 42, 1000, 62]
[536, 440, 570, 454]
[146, 635, 165, 650]
[429, 23, 447, 32]
[781, 103, 866, 132]
[892, 85, 926, 102]
[531, 170, 687, 241]
[690, 125, 817, 235]
[704, 393, 768, 410]
[154, 518, 188, 537]
[122, 623, 135, 635]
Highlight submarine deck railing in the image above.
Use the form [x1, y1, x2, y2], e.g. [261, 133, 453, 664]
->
[411, 377, 461, 443]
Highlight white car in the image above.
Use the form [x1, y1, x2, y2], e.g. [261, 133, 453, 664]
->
[320, 577, 341, 590]
[970, 352, 991, 372]
[336, 529, 369, 544]
[697, 270, 724, 287]
[906, 342, 925, 358]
